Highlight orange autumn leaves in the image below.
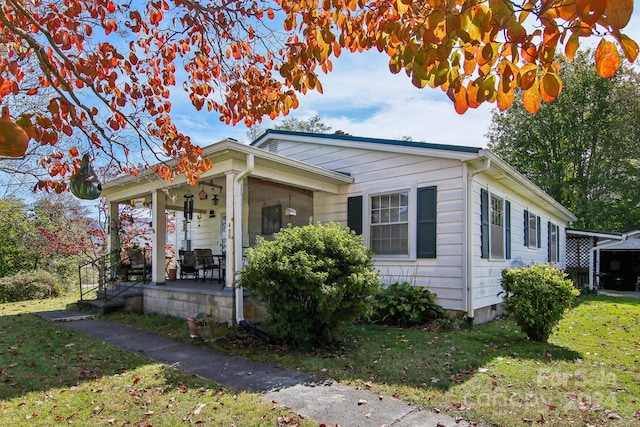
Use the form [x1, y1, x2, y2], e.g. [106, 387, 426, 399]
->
[277, 0, 636, 115]
[0, 0, 637, 189]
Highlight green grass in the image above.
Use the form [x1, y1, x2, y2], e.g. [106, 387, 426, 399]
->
[0, 296, 314, 426]
[107, 294, 640, 426]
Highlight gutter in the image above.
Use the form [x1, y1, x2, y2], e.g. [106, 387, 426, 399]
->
[464, 157, 491, 320]
[234, 153, 254, 325]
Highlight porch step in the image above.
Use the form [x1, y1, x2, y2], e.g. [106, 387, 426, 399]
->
[77, 297, 126, 314]
[82, 287, 144, 314]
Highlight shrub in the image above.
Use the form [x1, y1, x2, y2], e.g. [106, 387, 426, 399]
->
[238, 222, 381, 348]
[499, 264, 579, 342]
[0, 270, 64, 303]
[367, 282, 445, 326]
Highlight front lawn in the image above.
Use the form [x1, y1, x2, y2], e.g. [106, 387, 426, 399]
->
[0, 296, 312, 426]
[108, 294, 640, 426]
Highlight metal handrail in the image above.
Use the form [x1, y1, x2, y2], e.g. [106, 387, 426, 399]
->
[78, 249, 148, 303]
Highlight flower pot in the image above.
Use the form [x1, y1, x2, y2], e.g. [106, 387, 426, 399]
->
[187, 317, 200, 338]
[197, 322, 229, 342]
[168, 268, 177, 281]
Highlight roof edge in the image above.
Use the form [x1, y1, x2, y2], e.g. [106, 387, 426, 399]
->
[252, 129, 481, 154]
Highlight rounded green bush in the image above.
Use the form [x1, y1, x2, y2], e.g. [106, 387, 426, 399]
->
[238, 222, 381, 347]
[0, 269, 64, 303]
[500, 264, 579, 342]
[367, 282, 444, 326]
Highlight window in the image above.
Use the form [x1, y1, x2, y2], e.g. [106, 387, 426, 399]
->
[261, 205, 281, 235]
[490, 195, 505, 259]
[370, 191, 409, 255]
[481, 189, 511, 259]
[524, 210, 541, 248]
[347, 187, 436, 258]
[548, 222, 559, 263]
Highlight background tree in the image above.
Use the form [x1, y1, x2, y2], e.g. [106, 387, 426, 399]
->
[0, 194, 104, 281]
[487, 52, 640, 232]
[246, 114, 332, 141]
[0, 1, 636, 192]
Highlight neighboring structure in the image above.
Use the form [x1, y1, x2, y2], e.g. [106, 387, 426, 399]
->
[565, 228, 623, 289]
[587, 230, 640, 292]
[101, 130, 576, 324]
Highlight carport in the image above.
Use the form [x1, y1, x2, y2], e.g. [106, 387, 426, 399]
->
[590, 231, 640, 291]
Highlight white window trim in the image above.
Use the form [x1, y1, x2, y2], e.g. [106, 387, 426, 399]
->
[549, 222, 560, 263]
[364, 186, 416, 260]
[489, 193, 505, 260]
[526, 210, 540, 249]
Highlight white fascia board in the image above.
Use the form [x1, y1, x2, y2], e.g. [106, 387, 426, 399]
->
[255, 132, 480, 161]
[566, 229, 624, 240]
[479, 149, 577, 223]
[102, 138, 352, 201]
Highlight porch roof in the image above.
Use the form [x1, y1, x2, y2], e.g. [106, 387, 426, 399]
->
[102, 138, 354, 203]
[596, 231, 640, 251]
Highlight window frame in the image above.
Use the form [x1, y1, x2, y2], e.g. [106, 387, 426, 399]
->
[369, 190, 411, 257]
[481, 188, 511, 260]
[525, 210, 541, 248]
[489, 193, 506, 259]
[548, 222, 560, 263]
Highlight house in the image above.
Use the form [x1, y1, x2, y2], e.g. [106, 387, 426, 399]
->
[100, 130, 576, 324]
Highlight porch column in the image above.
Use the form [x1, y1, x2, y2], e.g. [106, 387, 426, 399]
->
[152, 189, 167, 284]
[107, 201, 119, 255]
[225, 171, 237, 288]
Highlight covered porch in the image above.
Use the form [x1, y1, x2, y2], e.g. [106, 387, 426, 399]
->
[101, 139, 353, 323]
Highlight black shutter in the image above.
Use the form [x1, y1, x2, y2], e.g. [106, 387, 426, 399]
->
[347, 195, 363, 235]
[481, 189, 489, 258]
[417, 186, 437, 258]
[505, 200, 511, 259]
[537, 215, 541, 248]
[547, 221, 552, 261]
[524, 209, 529, 246]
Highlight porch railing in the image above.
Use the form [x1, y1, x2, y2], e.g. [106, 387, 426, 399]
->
[78, 249, 148, 303]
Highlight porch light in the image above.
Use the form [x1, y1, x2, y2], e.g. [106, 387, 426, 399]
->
[285, 207, 297, 216]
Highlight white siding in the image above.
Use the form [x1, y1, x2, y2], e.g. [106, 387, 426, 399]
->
[301, 142, 467, 311]
[470, 175, 570, 311]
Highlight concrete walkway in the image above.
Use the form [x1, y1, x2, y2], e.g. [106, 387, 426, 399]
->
[37, 310, 481, 427]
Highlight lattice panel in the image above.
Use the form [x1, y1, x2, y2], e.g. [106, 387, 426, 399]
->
[566, 236, 592, 269]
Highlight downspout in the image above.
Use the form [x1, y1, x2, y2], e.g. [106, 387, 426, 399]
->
[234, 153, 254, 325]
[465, 157, 491, 320]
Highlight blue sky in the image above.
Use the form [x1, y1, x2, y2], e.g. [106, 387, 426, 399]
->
[171, 49, 496, 148]
[170, 9, 640, 150]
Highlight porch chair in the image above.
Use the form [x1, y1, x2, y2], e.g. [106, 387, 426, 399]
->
[124, 248, 151, 282]
[178, 250, 199, 280]
[194, 248, 222, 283]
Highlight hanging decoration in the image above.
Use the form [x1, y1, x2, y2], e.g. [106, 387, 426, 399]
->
[199, 187, 208, 200]
[70, 154, 103, 200]
[184, 194, 194, 221]
[0, 106, 30, 157]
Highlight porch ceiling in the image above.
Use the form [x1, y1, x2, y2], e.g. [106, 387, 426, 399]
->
[102, 139, 354, 203]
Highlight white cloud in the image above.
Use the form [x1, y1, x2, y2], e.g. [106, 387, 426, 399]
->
[170, 10, 640, 149]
